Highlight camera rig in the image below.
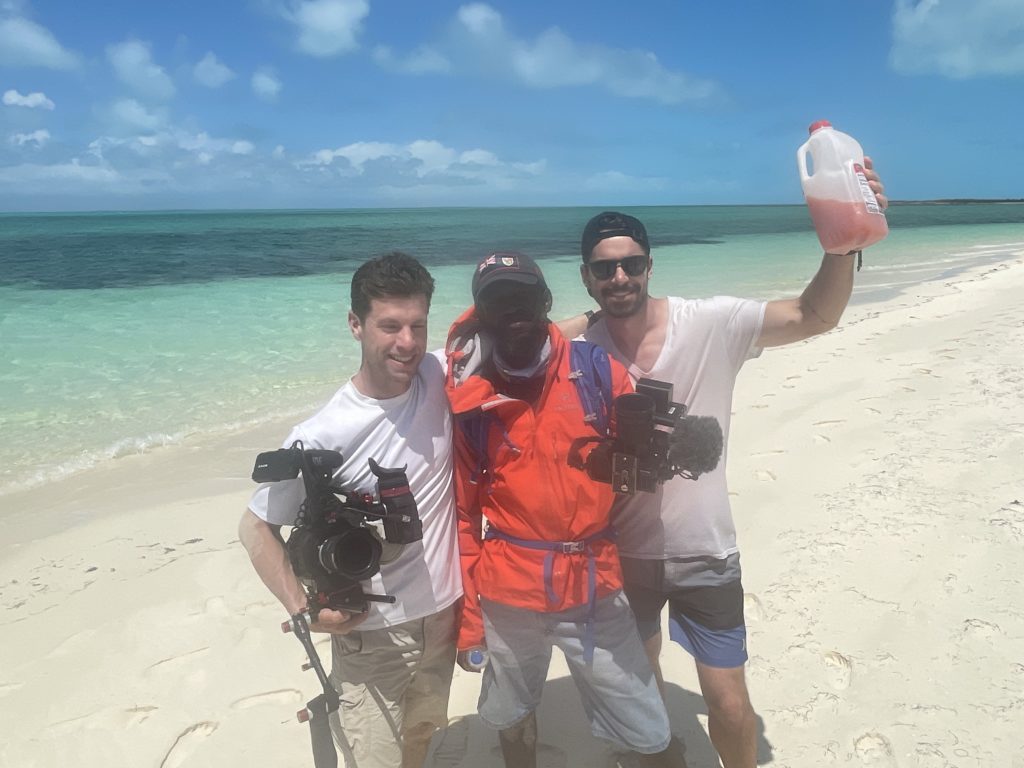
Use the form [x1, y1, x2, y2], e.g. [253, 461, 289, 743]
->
[251, 441, 423, 768]
[252, 441, 423, 616]
[569, 378, 723, 494]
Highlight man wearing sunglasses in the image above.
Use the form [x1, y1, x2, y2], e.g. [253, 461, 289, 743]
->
[567, 161, 887, 768]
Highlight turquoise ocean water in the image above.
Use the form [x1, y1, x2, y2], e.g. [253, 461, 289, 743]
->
[2, 203, 1023, 495]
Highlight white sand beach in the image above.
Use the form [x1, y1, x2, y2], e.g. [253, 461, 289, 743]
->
[2, 251, 1023, 767]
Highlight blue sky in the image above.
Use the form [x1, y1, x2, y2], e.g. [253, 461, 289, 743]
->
[1, 0, 1021, 211]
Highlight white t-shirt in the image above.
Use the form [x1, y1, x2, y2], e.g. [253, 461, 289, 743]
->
[248, 352, 462, 630]
[585, 296, 766, 560]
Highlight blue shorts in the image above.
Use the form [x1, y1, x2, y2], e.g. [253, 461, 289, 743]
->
[621, 554, 748, 669]
[478, 592, 671, 754]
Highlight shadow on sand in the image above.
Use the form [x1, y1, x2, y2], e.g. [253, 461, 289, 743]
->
[426, 678, 773, 768]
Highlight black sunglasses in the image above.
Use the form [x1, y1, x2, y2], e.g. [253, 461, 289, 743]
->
[586, 255, 649, 281]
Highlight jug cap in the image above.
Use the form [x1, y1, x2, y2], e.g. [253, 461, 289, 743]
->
[808, 119, 832, 135]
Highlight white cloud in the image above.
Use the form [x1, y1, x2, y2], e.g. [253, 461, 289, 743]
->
[459, 149, 499, 165]
[380, 3, 720, 104]
[107, 40, 176, 100]
[0, 16, 78, 69]
[3, 88, 55, 109]
[0, 159, 121, 186]
[252, 68, 282, 100]
[891, 0, 1024, 78]
[373, 45, 451, 74]
[302, 138, 546, 186]
[109, 99, 166, 132]
[86, 126, 255, 166]
[463, 5, 720, 103]
[286, 0, 369, 57]
[457, 3, 501, 36]
[194, 52, 236, 88]
[9, 128, 49, 147]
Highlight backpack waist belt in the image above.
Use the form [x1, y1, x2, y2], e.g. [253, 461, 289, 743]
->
[483, 524, 616, 663]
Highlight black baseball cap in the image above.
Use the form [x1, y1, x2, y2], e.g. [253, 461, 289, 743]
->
[580, 211, 650, 261]
[471, 251, 548, 301]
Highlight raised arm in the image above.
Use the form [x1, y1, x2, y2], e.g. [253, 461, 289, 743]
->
[757, 156, 887, 348]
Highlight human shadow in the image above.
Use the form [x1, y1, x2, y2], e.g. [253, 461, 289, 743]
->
[426, 677, 774, 768]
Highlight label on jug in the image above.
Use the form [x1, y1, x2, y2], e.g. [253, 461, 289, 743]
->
[853, 163, 882, 215]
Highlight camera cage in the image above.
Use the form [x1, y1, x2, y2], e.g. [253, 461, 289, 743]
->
[252, 441, 423, 616]
[568, 377, 723, 495]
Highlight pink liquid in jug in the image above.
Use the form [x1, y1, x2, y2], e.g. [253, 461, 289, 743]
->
[805, 196, 889, 255]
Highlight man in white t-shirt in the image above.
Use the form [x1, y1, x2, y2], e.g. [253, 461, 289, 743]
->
[562, 161, 887, 768]
[239, 252, 462, 768]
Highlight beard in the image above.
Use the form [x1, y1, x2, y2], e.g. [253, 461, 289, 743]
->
[589, 283, 648, 318]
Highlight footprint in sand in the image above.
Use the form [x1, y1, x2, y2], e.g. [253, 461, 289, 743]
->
[144, 647, 210, 676]
[231, 689, 302, 710]
[159, 721, 218, 768]
[754, 470, 776, 482]
[744, 593, 768, 622]
[853, 732, 897, 766]
[813, 434, 832, 444]
[46, 629, 99, 658]
[823, 651, 853, 690]
[49, 704, 159, 732]
[961, 618, 1001, 639]
[0, 682, 24, 698]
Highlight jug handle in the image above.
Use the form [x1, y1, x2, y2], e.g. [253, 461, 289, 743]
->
[796, 142, 812, 184]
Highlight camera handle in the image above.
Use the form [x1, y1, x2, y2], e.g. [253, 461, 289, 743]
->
[283, 611, 340, 768]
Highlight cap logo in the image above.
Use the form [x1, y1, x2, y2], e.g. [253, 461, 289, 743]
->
[501, 256, 515, 266]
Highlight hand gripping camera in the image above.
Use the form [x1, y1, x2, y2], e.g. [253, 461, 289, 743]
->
[251, 441, 423, 616]
[251, 441, 424, 768]
[569, 378, 724, 494]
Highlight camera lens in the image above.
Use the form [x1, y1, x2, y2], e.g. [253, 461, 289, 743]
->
[318, 529, 383, 580]
[614, 392, 654, 452]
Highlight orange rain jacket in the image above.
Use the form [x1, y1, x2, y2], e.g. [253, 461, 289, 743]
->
[444, 308, 633, 650]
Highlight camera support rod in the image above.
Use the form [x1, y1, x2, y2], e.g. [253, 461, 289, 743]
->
[283, 611, 340, 768]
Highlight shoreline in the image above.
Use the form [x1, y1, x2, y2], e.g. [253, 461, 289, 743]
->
[3, 247, 1023, 767]
[4, 234, 1022, 504]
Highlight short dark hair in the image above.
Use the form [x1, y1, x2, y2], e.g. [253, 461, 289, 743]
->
[350, 252, 435, 320]
[580, 211, 651, 262]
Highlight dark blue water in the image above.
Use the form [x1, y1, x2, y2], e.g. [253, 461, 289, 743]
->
[5, 203, 1021, 290]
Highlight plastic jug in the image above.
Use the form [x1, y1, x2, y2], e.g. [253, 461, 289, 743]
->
[797, 120, 888, 254]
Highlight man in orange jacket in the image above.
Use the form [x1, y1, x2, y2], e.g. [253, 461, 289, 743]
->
[444, 252, 685, 767]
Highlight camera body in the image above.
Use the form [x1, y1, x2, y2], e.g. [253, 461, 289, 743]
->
[252, 442, 423, 615]
[572, 378, 723, 495]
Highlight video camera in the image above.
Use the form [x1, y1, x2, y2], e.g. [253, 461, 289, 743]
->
[569, 378, 723, 494]
[252, 441, 423, 617]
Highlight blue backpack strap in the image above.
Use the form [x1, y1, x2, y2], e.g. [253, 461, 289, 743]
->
[457, 411, 493, 485]
[457, 408, 520, 487]
[569, 340, 613, 436]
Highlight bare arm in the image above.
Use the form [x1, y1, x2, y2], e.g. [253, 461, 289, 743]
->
[757, 252, 856, 347]
[758, 156, 887, 348]
[555, 312, 592, 339]
[238, 508, 367, 633]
